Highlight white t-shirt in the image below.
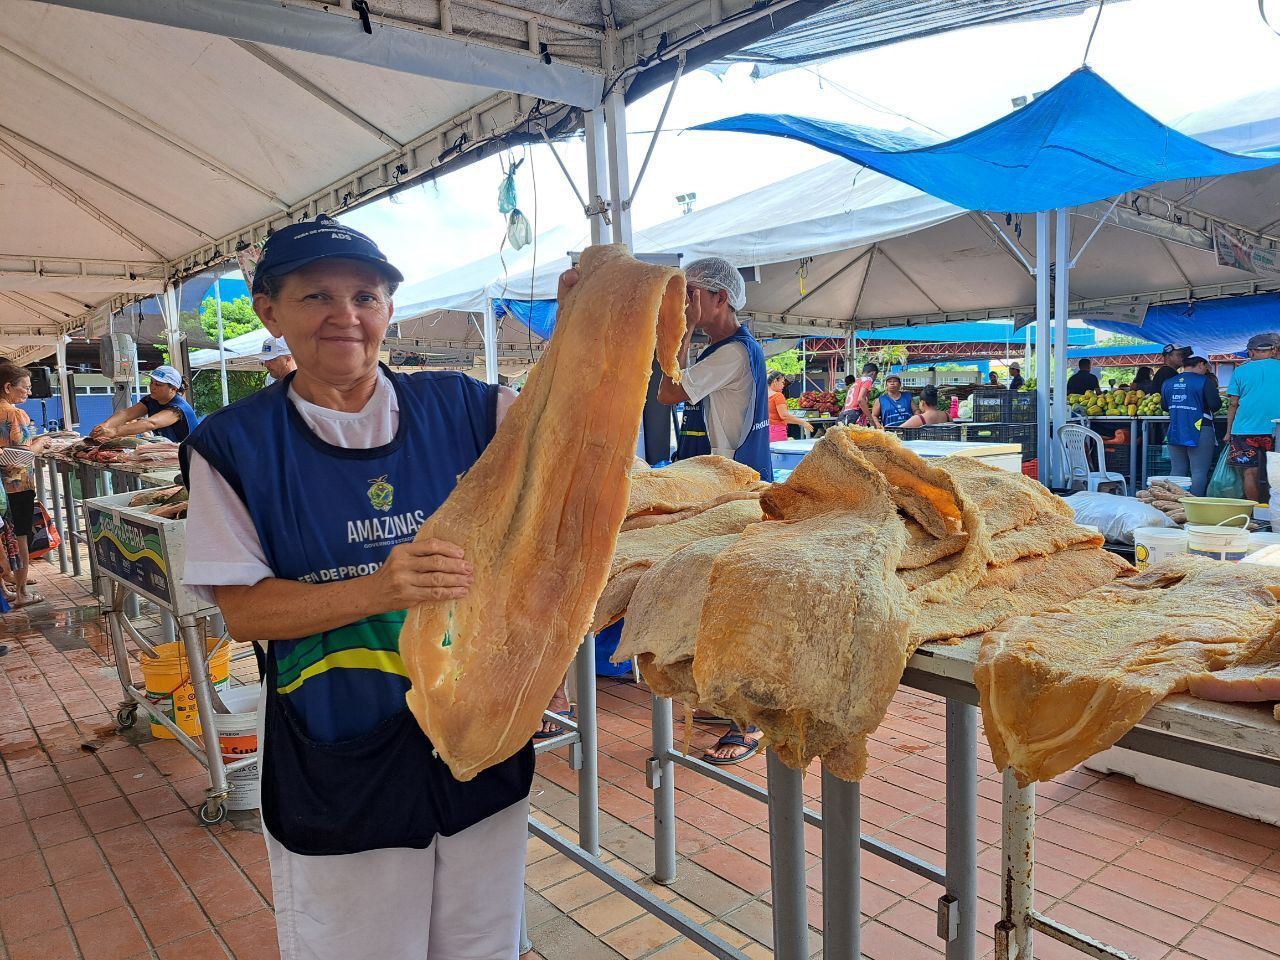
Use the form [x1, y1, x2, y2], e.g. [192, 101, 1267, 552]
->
[183, 372, 401, 602]
[681, 339, 753, 456]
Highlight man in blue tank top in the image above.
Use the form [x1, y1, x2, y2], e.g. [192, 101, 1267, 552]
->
[656, 256, 769, 766]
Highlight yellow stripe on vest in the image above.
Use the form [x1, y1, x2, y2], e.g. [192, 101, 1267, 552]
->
[276, 648, 409, 696]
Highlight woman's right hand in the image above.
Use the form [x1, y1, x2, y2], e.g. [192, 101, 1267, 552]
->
[374, 538, 474, 608]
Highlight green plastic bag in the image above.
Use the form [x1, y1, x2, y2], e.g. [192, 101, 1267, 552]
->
[1207, 445, 1244, 499]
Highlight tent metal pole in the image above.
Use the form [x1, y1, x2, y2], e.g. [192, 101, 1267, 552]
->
[483, 298, 499, 384]
[214, 276, 229, 406]
[1053, 209, 1071, 486]
[583, 109, 609, 245]
[1035, 211, 1051, 486]
[162, 284, 184, 378]
[603, 70, 632, 246]
[55, 335, 73, 428]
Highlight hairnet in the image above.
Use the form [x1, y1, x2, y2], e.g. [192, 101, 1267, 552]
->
[685, 257, 747, 311]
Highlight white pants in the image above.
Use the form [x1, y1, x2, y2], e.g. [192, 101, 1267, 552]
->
[266, 797, 530, 960]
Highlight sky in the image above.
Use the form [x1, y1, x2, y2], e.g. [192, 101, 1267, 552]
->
[339, 0, 1280, 289]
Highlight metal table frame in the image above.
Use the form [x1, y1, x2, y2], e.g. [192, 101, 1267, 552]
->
[539, 636, 1280, 960]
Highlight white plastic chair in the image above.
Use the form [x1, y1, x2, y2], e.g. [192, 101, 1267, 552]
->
[1057, 423, 1128, 495]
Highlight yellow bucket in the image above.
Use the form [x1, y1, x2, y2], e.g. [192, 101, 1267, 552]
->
[141, 639, 231, 739]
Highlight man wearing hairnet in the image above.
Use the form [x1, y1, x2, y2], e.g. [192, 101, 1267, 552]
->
[657, 256, 770, 765]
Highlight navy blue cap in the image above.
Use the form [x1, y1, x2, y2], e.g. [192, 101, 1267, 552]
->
[252, 216, 403, 292]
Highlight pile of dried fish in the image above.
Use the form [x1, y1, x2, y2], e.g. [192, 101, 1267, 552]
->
[128, 484, 188, 519]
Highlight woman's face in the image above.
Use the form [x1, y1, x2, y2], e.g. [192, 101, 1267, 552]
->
[769, 377, 784, 393]
[149, 380, 178, 404]
[254, 259, 393, 384]
[4, 376, 31, 404]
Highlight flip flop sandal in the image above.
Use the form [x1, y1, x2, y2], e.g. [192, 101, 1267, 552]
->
[702, 731, 761, 765]
[534, 707, 576, 739]
[14, 592, 45, 607]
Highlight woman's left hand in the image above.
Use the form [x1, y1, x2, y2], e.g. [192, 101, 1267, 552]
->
[91, 424, 115, 440]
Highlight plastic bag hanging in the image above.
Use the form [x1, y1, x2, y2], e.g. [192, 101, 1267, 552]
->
[507, 208, 532, 250]
[498, 158, 523, 215]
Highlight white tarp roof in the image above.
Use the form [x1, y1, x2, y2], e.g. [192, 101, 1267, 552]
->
[401, 85, 1280, 338]
[0, 0, 1136, 366]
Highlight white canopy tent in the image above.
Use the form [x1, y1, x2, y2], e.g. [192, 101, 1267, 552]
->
[0, 0, 1149, 411]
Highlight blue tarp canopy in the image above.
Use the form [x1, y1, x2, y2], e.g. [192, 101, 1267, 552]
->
[696, 68, 1280, 213]
[494, 298, 557, 340]
[1085, 292, 1280, 356]
[857, 321, 1093, 346]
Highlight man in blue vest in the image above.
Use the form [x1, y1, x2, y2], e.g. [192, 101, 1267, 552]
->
[657, 256, 770, 765]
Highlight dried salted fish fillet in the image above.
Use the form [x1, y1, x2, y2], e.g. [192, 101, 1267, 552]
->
[910, 546, 1132, 646]
[838, 428, 990, 606]
[625, 456, 761, 520]
[1186, 628, 1280, 702]
[897, 517, 968, 571]
[612, 534, 742, 704]
[592, 498, 764, 631]
[695, 430, 913, 781]
[976, 556, 1280, 786]
[401, 244, 687, 781]
[986, 512, 1104, 568]
[934, 455, 1071, 535]
[620, 488, 764, 532]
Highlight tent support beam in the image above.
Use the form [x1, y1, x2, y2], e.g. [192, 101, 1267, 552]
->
[0, 294, 71, 324]
[1067, 195, 1119, 267]
[1035, 211, 1051, 487]
[0, 38, 291, 213]
[1157, 240, 1194, 288]
[55, 337, 72, 427]
[627, 51, 685, 210]
[0, 294, 63, 330]
[232, 41, 406, 151]
[0, 137, 164, 260]
[876, 247, 944, 314]
[784, 246, 872, 315]
[1052, 208, 1070, 487]
[1074, 190, 1280, 253]
[0, 124, 217, 243]
[584, 109, 611, 244]
[541, 130, 590, 215]
[848, 246, 877, 323]
[979, 214, 1035, 276]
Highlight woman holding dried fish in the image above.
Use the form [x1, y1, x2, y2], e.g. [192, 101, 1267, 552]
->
[181, 218, 561, 960]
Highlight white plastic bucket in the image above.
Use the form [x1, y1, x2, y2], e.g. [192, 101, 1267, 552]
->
[1133, 527, 1188, 570]
[1186, 522, 1251, 562]
[1147, 475, 1192, 491]
[212, 684, 260, 811]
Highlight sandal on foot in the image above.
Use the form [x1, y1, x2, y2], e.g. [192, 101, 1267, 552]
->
[702, 730, 760, 765]
[14, 592, 44, 607]
[534, 707, 576, 739]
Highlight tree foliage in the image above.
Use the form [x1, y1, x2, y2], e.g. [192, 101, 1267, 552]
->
[190, 295, 267, 415]
[766, 348, 805, 376]
[1099, 333, 1150, 347]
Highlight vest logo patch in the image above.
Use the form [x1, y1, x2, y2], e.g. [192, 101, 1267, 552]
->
[368, 475, 394, 513]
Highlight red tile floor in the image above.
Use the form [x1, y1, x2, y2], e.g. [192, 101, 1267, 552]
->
[1, 555, 1278, 959]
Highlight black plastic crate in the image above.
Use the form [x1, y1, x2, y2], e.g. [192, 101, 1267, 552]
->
[891, 424, 963, 442]
[963, 422, 1037, 461]
[971, 388, 1037, 424]
[1143, 420, 1172, 483]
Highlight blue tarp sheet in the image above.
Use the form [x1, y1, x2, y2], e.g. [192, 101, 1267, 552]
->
[494, 298, 557, 340]
[696, 69, 1280, 213]
[1085, 292, 1280, 356]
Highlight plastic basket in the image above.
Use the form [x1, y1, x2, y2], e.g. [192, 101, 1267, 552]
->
[963, 422, 1037, 461]
[891, 425, 963, 442]
[970, 389, 1037, 424]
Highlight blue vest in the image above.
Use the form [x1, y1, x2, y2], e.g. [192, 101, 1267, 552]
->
[877, 392, 913, 428]
[697, 327, 773, 482]
[1162, 372, 1211, 447]
[182, 368, 533, 854]
[143, 394, 199, 442]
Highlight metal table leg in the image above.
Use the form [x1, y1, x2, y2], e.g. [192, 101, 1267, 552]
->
[995, 770, 1036, 960]
[574, 634, 600, 856]
[651, 694, 677, 884]
[44, 460, 68, 573]
[1128, 418, 1138, 492]
[77, 466, 101, 591]
[60, 467, 82, 578]
[767, 751, 810, 960]
[821, 767, 860, 960]
[179, 614, 229, 822]
[943, 700, 978, 960]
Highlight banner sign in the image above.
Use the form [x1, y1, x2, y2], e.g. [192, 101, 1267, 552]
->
[1076, 302, 1149, 327]
[1214, 224, 1280, 279]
